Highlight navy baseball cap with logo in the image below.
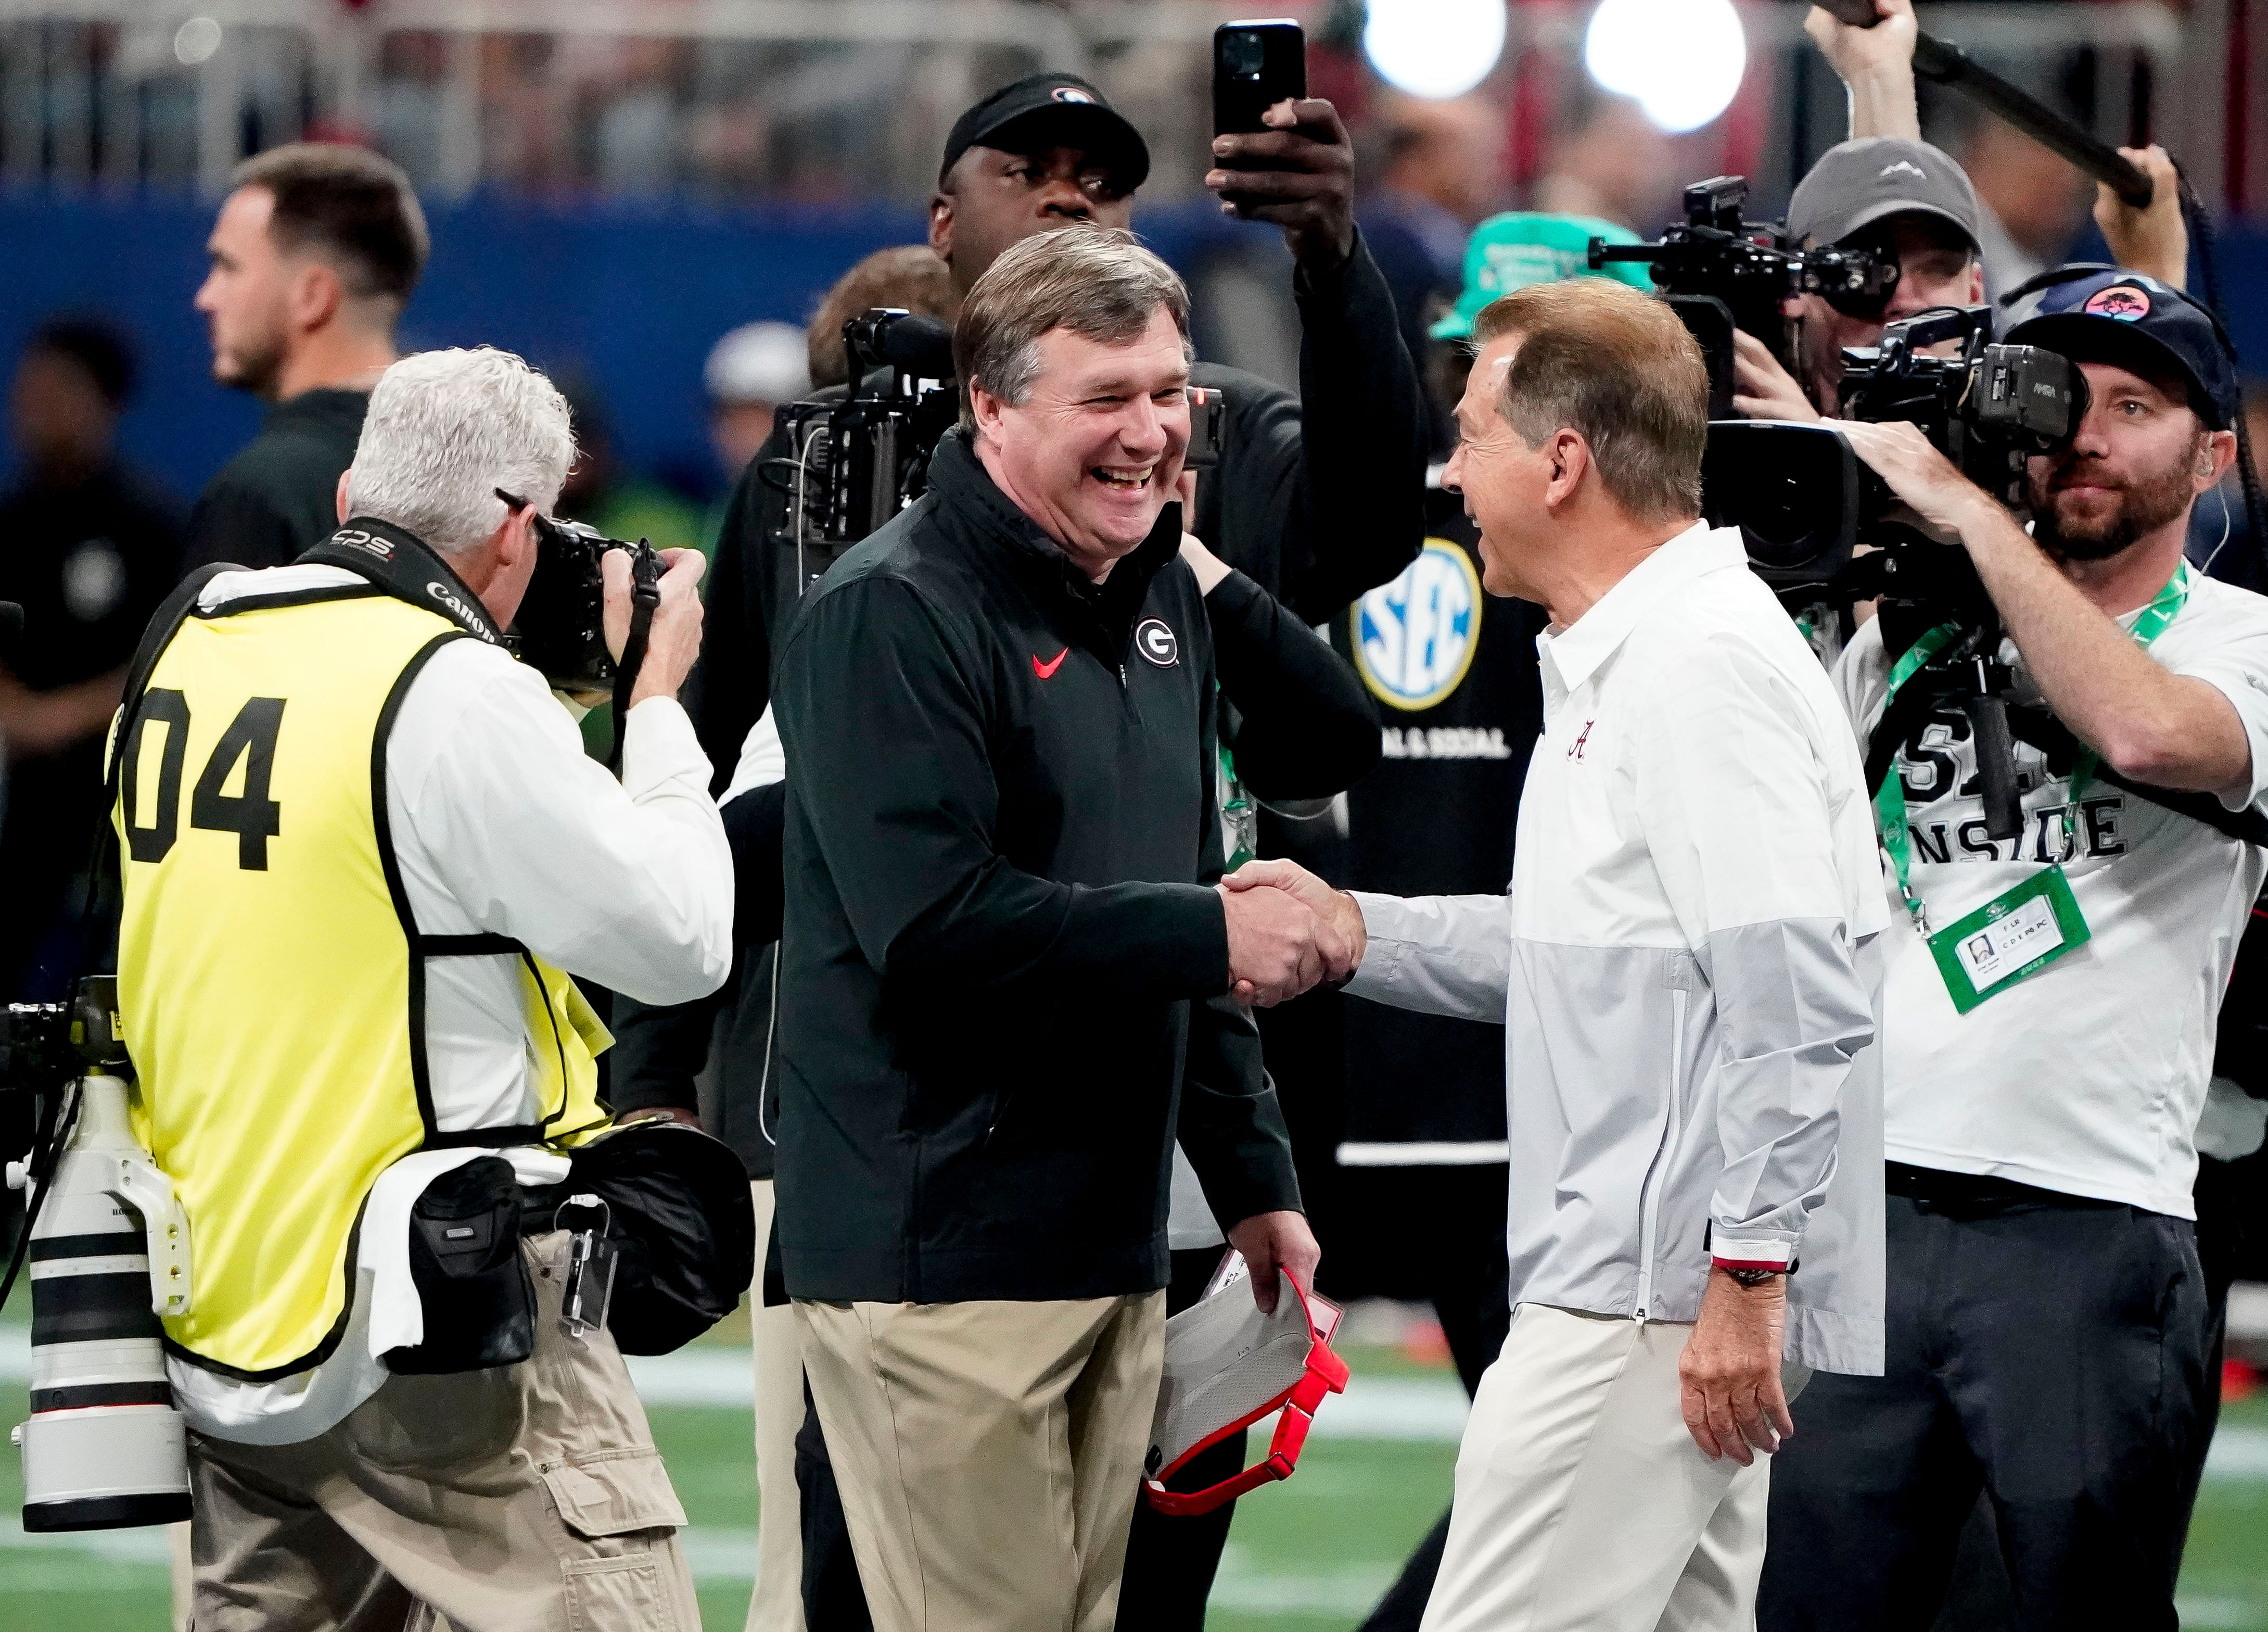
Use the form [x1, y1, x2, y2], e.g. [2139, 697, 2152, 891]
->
[2006, 268, 2241, 431]
[939, 72, 1151, 195]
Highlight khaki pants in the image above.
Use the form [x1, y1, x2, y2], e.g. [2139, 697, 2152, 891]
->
[797, 1291, 1166, 1632]
[745, 1178, 807, 1632]
[187, 1231, 699, 1632]
[1421, 1303, 1813, 1632]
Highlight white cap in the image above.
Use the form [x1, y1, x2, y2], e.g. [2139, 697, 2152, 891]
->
[704, 321, 810, 406]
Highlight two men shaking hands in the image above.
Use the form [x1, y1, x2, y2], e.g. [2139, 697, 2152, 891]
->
[1218, 861, 1363, 1006]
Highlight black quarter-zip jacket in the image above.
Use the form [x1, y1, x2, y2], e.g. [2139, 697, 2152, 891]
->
[771, 431, 1302, 1303]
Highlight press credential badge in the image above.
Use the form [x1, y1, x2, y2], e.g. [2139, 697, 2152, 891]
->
[1925, 863, 2091, 1015]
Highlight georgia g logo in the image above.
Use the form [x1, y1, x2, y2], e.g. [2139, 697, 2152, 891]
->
[1136, 618, 1179, 667]
[1353, 539, 1482, 711]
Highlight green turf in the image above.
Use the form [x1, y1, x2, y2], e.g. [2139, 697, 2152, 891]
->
[4, 1342, 2264, 1630]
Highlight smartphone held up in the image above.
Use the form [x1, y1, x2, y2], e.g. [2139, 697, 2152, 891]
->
[1213, 18, 1306, 137]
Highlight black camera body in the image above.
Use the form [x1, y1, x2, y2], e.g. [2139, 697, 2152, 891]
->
[768, 308, 1229, 601]
[1, 977, 126, 1099]
[769, 308, 959, 597]
[1593, 175, 1897, 416]
[1705, 306, 2088, 844]
[507, 515, 661, 695]
[1705, 305, 2086, 609]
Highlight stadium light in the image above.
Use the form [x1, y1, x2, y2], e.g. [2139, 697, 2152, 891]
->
[1363, 0, 1509, 101]
[1582, 0, 1747, 134]
[174, 17, 222, 66]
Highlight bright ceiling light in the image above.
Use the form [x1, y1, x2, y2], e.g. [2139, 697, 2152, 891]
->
[1364, 0, 1508, 101]
[1583, 0, 1747, 134]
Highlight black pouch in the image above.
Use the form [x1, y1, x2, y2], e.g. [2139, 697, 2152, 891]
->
[524, 1122, 755, 1356]
[383, 1156, 537, 1375]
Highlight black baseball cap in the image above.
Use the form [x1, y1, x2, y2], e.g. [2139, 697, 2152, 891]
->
[938, 72, 1150, 195]
[2006, 268, 2241, 430]
[1788, 137, 1981, 253]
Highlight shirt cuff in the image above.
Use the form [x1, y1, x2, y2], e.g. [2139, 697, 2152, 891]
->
[620, 695, 712, 801]
[1710, 1235, 1797, 1272]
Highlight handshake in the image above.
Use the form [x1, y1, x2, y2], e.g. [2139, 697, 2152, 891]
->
[1215, 859, 1368, 1007]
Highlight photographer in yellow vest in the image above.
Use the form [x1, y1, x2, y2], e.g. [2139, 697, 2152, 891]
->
[110, 346, 732, 1630]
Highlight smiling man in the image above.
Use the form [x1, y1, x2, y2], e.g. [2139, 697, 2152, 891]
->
[768, 226, 1333, 1632]
[1227, 278, 1886, 1632]
[1759, 271, 2268, 1631]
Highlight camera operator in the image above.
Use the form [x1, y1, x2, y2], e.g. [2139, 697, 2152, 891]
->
[1729, 136, 1984, 423]
[770, 225, 1333, 1632]
[112, 346, 731, 1627]
[1757, 273, 2264, 1630]
[1735, 0, 2191, 425]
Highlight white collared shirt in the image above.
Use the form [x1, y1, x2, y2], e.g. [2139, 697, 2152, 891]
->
[1348, 523, 1890, 1374]
[1836, 571, 2268, 1216]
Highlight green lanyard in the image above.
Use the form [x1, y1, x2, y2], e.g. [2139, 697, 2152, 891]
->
[1873, 561, 2189, 931]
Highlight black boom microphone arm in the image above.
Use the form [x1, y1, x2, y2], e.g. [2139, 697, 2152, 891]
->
[1814, 0, 2154, 207]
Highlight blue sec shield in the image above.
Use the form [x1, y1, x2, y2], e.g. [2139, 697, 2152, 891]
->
[1354, 538, 1482, 712]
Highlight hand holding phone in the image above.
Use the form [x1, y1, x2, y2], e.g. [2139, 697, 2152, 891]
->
[1207, 21, 1356, 270]
[1213, 19, 1306, 136]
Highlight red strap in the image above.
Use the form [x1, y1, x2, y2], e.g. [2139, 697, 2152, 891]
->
[1141, 1293, 1350, 1519]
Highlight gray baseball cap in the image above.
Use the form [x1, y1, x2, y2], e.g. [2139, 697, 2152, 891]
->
[1788, 137, 1981, 252]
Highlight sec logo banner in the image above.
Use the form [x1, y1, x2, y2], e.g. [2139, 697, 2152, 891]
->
[1353, 539, 1482, 712]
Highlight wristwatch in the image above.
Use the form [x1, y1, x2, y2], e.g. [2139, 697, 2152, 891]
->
[1719, 1264, 1788, 1288]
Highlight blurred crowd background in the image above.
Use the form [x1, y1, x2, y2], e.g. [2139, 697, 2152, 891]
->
[0, 0, 2264, 998]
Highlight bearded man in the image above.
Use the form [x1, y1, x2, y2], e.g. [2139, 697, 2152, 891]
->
[1757, 269, 2268, 1632]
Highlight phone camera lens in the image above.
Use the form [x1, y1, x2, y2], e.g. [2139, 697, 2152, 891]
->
[1222, 30, 1266, 76]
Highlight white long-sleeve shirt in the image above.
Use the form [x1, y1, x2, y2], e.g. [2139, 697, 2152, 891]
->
[170, 563, 733, 1440]
[1345, 525, 1888, 1376]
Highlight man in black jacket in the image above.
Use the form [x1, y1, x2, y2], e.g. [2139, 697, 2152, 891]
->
[611, 70, 1421, 1629]
[773, 227, 1334, 1632]
[691, 71, 1424, 785]
[187, 143, 426, 571]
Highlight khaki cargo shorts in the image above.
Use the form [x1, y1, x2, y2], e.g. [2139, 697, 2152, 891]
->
[187, 1230, 699, 1632]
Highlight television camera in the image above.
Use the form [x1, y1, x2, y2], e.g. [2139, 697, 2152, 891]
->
[1589, 175, 1897, 417]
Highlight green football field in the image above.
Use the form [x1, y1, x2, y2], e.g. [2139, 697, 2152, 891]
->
[5, 1313, 2266, 1631]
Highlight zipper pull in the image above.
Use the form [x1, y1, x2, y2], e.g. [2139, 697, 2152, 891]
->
[1118, 665, 1128, 688]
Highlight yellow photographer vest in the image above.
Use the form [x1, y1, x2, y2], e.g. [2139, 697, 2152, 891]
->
[112, 559, 608, 1382]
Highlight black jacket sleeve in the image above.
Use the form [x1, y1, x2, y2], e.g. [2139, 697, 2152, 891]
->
[1205, 567, 1380, 802]
[722, 782, 788, 947]
[185, 483, 301, 574]
[687, 448, 783, 791]
[1178, 655, 1303, 1225]
[1180, 1004, 1303, 1228]
[776, 575, 1229, 996]
[606, 978, 727, 1120]
[1196, 231, 1428, 624]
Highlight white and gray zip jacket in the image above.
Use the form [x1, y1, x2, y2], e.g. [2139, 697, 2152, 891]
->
[1345, 525, 1888, 1376]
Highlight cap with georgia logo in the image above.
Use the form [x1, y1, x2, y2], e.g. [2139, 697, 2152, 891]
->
[938, 72, 1150, 194]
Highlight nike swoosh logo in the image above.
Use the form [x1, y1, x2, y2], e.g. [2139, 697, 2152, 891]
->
[1033, 648, 1068, 680]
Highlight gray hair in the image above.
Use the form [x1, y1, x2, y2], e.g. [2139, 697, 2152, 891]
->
[952, 225, 1191, 430]
[343, 348, 575, 556]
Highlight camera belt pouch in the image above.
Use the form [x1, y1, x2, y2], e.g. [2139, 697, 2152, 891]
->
[383, 1156, 537, 1375]
[524, 1122, 756, 1356]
